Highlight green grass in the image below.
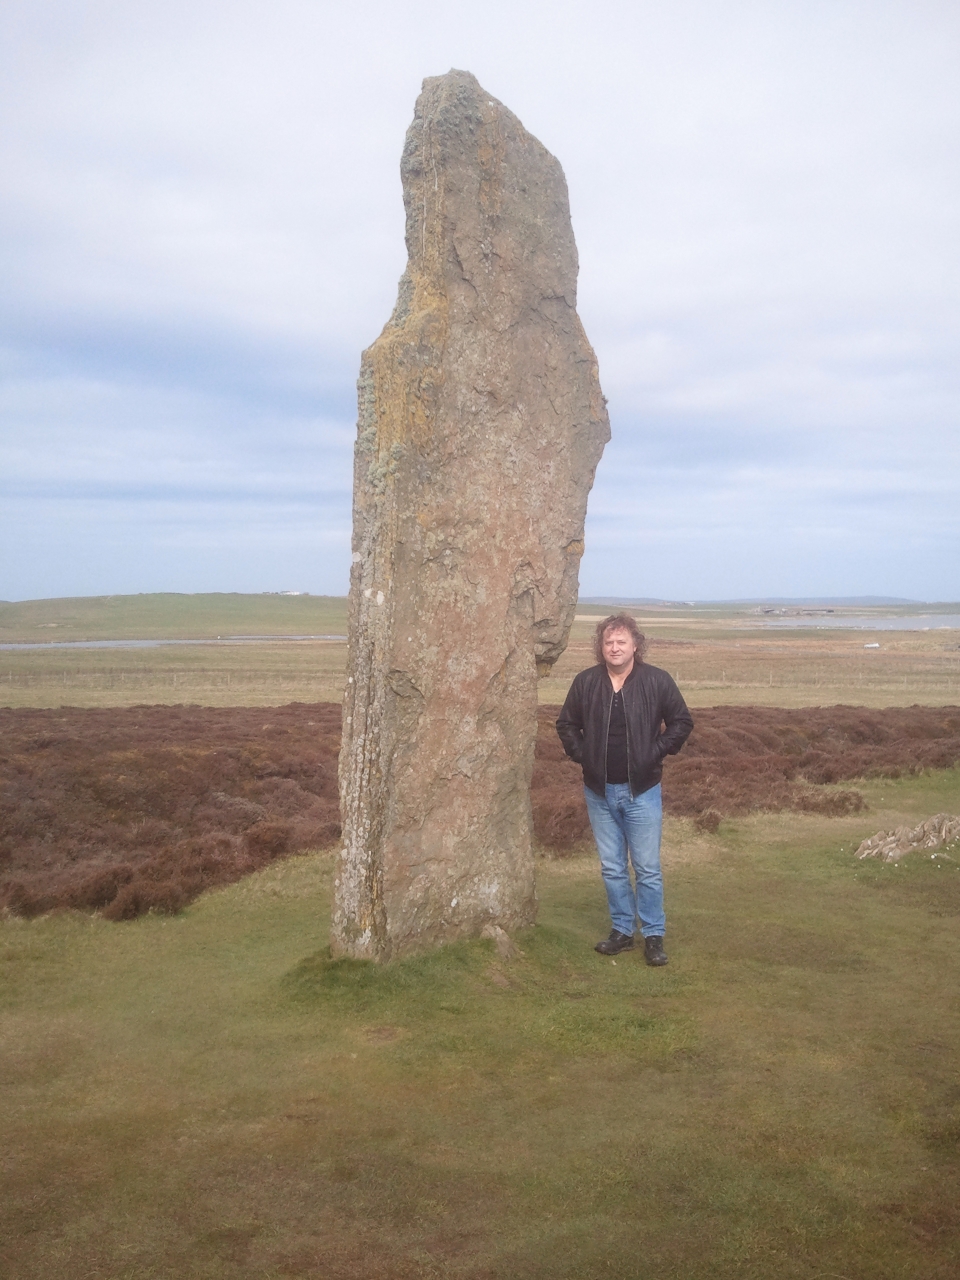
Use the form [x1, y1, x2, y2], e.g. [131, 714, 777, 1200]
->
[0, 592, 348, 642]
[4, 594, 960, 709]
[3, 768, 959, 1278]
[0, 593, 350, 708]
[0, 638, 348, 708]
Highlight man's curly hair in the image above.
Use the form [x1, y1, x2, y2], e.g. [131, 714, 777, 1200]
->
[592, 613, 647, 666]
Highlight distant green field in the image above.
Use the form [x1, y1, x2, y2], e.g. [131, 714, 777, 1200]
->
[2, 594, 959, 710]
[0, 592, 348, 643]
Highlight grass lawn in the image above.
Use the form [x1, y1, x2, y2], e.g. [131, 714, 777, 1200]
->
[0, 639, 349, 709]
[3, 768, 959, 1278]
[3, 594, 959, 709]
[0, 593, 349, 643]
[0, 594, 351, 708]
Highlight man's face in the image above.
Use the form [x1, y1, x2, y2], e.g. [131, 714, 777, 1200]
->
[601, 627, 635, 672]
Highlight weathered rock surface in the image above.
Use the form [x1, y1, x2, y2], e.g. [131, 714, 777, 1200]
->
[855, 814, 960, 862]
[333, 69, 610, 960]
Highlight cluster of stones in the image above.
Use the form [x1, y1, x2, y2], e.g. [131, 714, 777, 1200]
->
[855, 813, 960, 862]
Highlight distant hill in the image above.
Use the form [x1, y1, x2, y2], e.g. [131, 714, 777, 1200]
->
[579, 596, 925, 608]
[0, 593, 348, 644]
[579, 597, 673, 606]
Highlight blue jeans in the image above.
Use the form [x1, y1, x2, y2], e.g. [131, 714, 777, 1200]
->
[583, 783, 665, 938]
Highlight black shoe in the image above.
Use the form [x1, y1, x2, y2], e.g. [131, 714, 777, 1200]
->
[644, 936, 668, 966]
[595, 929, 635, 956]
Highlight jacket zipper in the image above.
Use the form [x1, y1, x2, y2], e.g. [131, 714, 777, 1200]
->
[624, 680, 632, 795]
[603, 680, 613, 786]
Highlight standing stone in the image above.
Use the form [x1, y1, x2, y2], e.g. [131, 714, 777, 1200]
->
[333, 69, 610, 960]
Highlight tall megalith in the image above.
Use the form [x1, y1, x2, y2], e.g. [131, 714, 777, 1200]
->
[333, 70, 610, 960]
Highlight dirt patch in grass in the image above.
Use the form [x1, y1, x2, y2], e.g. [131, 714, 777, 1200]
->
[3, 701, 959, 918]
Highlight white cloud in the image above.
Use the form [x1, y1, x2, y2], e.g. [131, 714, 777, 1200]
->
[1, 0, 958, 600]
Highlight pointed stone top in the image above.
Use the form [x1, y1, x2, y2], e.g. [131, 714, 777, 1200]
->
[398, 67, 577, 321]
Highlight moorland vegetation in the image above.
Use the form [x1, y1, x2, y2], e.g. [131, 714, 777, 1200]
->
[2, 701, 959, 919]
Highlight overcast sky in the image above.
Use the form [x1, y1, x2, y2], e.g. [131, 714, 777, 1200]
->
[2, 0, 958, 603]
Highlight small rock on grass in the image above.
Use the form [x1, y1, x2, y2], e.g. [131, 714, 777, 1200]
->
[856, 814, 960, 862]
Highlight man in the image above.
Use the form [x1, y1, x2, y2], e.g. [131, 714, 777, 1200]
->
[556, 613, 693, 963]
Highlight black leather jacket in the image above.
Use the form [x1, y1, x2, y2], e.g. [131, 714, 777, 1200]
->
[556, 662, 694, 799]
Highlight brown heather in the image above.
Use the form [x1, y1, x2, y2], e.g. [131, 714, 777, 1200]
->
[2, 701, 959, 919]
[0, 702, 341, 919]
[534, 703, 960, 847]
